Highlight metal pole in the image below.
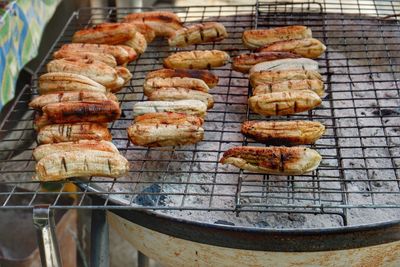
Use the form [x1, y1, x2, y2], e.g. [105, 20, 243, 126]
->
[90, 209, 109, 267]
[33, 205, 62, 267]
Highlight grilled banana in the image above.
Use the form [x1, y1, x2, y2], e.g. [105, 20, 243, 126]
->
[53, 50, 117, 67]
[143, 77, 210, 96]
[72, 22, 136, 45]
[42, 100, 121, 124]
[34, 114, 52, 130]
[123, 32, 147, 54]
[115, 66, 132, 84]
[56, 43, 135, 65]
[168, 22, 227, 47]
[252, 79, 324, 97]
[128, 112, 204, 147]
[241, 120, 325, 145]
[29, 91, 110, 110]
[249, 70, 322, 88]
[35, 150, 129, 181]
[148, 88, 214, 109]
[242, 25, 312, 49]
[220, 146, 321, 175]
[116, 45, 138, 63]
[232, 51, 300, 73]
[38, 72, 106, 94]
[146, 68, 218, 88]
[33, 140, 119, 161]
[248, 90, 322, 116]
[125, 21, 156, 43]
[249, 58, 319, 74]
[47, 58, 119, 88]
[107, 76, 125, 93]
[257, 38, 326, 59]
[37, 123, 112, 144]
[163, 50, 230, 69]
[133, 100, 207, 117]
[123, 11, 183, 37]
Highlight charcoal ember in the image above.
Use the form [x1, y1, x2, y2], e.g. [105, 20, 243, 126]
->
[134, 184, 166, 206]
[372, 108, 399, 116]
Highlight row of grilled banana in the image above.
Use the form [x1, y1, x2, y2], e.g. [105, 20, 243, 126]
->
[128, 69, 221, 147]
[122, 12, 229, 147]
[29, 16, 159, 181]
[71, 11, 228, 56]
[220, 25, 326, 175]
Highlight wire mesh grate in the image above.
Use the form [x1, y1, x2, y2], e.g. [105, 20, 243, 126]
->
[0, 1, 399, 227]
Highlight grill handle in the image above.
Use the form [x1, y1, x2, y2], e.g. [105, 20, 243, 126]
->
[33, 205, 62, 267]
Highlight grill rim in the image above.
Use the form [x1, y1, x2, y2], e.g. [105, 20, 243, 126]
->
[110, 204, 400, 251]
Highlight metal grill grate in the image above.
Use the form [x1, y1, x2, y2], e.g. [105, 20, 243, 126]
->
[0, 1, 400, 227]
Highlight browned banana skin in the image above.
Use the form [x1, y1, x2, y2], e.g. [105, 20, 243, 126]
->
[128, 112, 204, 147]
[56, 43, 134, 65]
[123, 11, 183, 37]
[37, 123, 112, 144]
[219, 146, 321, 175]
[163, 50, 230, 70]
[34, 113, 52, 130]
[241, 120, 325, 145]
[123, 32, 147, 54]
[145, 68, 219, 88]
[52, 50, 117, 67]
[252, 79, 325, 97]
[46, 58, 119, 88]
[33, 140, 119, 161]
[38, 72, 107, 94]
[248, 90, 322, 116]
[242, 25, 312, 49]
[257, 38, 326, 59]
[115, 66, 133, 84]
[143, 77, 209, 96]
[232, 51, 301, 73]
[35, 150, 129, 181]
[116, 45, 137, 63]
[42, 100, 121, 124]
[72, 22, 136, 45]
[249, 70, 323, 89]
[134, 112, 203, 126]
[168, 22, 228, 47]
[148, 88, 214, 109]
[29, 91, 109, 110]
[125, 21, 156, 43]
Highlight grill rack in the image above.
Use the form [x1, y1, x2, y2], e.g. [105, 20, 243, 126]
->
[0, 0, 399, 228]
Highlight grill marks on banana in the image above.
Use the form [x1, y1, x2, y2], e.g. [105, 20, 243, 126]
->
[249, 90, 321, 116]
[66, 125, 72, 138]
[199, 29, 205, 41]
[107, 159, 112, 174]
[61, 156, 68, 172]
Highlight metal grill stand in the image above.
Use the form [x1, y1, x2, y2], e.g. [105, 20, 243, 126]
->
[1, 0, 400, 265]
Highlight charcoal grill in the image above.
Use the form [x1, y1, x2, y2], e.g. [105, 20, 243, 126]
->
[1, 0, 400, 266]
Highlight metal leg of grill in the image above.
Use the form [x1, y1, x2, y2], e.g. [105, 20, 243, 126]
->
[33, 205, 62, 267]
[138, 251, 150, 267]
[90, 209, 109, 267]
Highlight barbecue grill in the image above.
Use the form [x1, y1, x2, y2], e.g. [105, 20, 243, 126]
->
[1, 0, 400, 266]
